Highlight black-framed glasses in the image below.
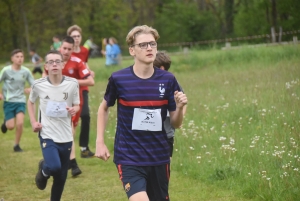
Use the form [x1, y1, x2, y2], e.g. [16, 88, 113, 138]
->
[131, 41, 157, 49]
[71, 35, 81, 38]
[46, 60, 63, 65]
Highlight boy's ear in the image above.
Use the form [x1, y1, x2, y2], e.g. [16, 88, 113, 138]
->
[129, 47, 135, 56]
[159, 66, 165, 70]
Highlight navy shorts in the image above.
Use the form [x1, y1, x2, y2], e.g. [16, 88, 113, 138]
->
[32, 66, 43, 74]
[3, 101, 26, 121]
[116, 164, 170, 201]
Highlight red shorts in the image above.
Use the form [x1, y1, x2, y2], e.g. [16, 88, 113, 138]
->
[72, 89, 83, 127]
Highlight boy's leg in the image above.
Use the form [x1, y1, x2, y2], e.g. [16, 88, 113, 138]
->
[51, 141, 72, 201]
[15, 112, 24, 145]
[69, 120, 82, 176]
[116, 164, 149, 201]
[2, 102, 17, 133]
[147, 164, 170, 201]
[35, 138, 60, 190]
[4, 118, 15, 130]
[79, 90, 94, 158]
[13, 103, 26, 151]
[69, 99, 83, 176]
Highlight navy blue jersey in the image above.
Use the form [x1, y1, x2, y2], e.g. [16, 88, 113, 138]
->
[104, 66, 181, 166]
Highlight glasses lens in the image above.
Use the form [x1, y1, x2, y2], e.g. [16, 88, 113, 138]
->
[55, 60, 61, 64]
[47, 60, 61, 65]
[139, 42, 148, 49]
[150, 42, 157, 48]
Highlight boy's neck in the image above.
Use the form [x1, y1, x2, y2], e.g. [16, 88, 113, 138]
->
[11, 63, 21, 70]
[133, 63, 154, 79]
[49, 75, 63, 86]
[73, 46, 80, 53]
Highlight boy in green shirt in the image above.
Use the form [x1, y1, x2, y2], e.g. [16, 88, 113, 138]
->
[0, 49, 35, 152]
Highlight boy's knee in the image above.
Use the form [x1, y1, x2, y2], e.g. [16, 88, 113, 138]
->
[48, 165, 61, 175]
[6, 122, 15, 130]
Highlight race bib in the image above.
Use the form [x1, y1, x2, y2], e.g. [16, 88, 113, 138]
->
[132, 108, 162, 131]
[45, 101, 68, 118]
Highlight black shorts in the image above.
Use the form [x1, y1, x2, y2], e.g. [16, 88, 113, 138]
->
[167, 137, 174, 157]
[32, 67, 43, 74]
[116, 164, 170, 201]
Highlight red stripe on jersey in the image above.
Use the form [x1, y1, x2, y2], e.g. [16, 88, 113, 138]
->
[119, 99, 168, 107]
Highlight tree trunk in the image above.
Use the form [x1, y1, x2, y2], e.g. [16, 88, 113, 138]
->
[3, 0, 18, 48]
[271, 0, 277, 28]
[20, 0, 30, 53]
[224, 0, 234, 36]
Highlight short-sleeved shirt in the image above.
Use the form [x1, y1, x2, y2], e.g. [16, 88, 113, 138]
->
[104, 66, 181, 166]
[105, 45, 115, 66]
[29, 76, 80, 143]
[53, 42, 61, 50]
[62, 56, 90, 83]
[0, 65, 34, 103]
[71, 46, 89, 92]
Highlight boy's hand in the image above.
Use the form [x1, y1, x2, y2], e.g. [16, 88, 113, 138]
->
[32, 122, 42, 132]
[174, 91, 188, 109]
[66, 106, 77, 116]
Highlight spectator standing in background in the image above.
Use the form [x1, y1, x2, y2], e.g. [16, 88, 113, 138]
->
[109, 37, 122, 65]
[50, 35, 62, 51]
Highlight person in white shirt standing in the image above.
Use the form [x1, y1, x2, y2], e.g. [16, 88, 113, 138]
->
[27, 50, 80, 201]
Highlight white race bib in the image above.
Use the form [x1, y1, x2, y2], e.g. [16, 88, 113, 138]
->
[167, 110, 170, 117]
[46, 101, 68, 118]
[132, 108, 162, 131]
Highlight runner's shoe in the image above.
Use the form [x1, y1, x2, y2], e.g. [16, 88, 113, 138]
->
[1, 121, 7, 134]
[13, 144, 23, 152]
[35, 159, 49, 190]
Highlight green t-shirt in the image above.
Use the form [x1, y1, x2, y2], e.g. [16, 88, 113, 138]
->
[0, 65, 34, 103]
[53, 41, 62, 50]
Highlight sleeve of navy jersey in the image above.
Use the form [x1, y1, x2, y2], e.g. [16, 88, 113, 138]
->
[104, 75, 118, 107]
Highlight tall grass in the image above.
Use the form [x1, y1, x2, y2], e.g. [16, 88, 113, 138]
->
[0, 45, 299, 200]
[170, 45, 300, 200]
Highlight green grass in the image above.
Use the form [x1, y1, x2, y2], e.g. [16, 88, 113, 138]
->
[1, 45, 300, 200]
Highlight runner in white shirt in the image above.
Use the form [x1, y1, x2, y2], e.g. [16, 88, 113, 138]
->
[27, 50, 80, 201]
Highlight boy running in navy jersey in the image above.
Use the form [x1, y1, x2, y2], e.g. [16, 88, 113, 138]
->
[95, 25, 188, 201]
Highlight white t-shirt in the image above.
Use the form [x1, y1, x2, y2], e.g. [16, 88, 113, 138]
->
[29, 76, 80, 143]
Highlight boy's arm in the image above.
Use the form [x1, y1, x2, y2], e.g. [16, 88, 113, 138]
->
[27, 99, 42, 132]
[169, 91, 188, 128]
[95, 99, 110, 161]
[77, 75, 94, 86]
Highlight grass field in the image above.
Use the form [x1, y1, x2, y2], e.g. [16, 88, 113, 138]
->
[0, 45, 300, 200]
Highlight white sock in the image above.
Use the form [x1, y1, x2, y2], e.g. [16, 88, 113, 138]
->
[81, 147, 87, 151]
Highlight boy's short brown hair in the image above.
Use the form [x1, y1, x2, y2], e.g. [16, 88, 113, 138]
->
[153, 52, 171, 71]
[11, 49, 23, 57]
[126, 25, 159, 46]
[67, 25, 82, 36]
